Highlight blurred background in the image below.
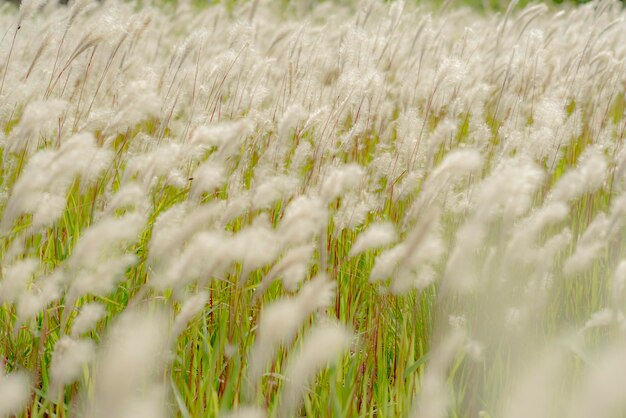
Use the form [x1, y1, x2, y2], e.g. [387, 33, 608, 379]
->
[1, 0, 621, 10]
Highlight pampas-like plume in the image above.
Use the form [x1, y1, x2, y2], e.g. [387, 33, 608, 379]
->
[568, 340, 626, 418]
[124, 143, 185, 190]
[410, 331, 465, 418]
[253, 243, 315, 300]
[501, 347, 567, 418]
[504, 202, 569, 265]
[222, 406, 266, 418]
[49, 336, 95, 397]
[5, 99, 66, 155]
[65, 212, 145, 310]
[320, 163, 365, 204]
[0, 367, 31, 418]
[172, 291, 208, 339]
[189, 159, 226, 201]
[278, 195, 327, 245]
[548, 147, 608, 204]
[1, 133, 112, 234]
[404, 148, 483, 223]
[16, 270, 64, 324]
[371, 210, 442, 294]
[71, 302, 105, 337]
[86, 308, 168, 418]
[278, 322, 352, 418]
[247, 275, 335, 398]
[252, 175, 299, 211]
[350, 221, 398, 257]
[0, 258, 38, 305]
[154, 229, 231, 292]
[230, 214, 281, 284]
[148, 202, 225, 266]
[563, 213, 610, 276]
[104, 183, 150, 215]
[190, 119, 253, 159]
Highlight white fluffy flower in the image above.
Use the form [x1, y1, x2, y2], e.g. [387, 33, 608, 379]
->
[350, 222, 398, 257]
[0, 369, 31, 417]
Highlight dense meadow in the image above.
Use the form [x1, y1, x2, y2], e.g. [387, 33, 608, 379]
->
[0, 0, 626, 416]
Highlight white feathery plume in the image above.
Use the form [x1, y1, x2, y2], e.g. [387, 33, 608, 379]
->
[148, 203, 190, 263]
[252, 175, 299, 211]
[104, 78, 161, 135]
[568, 340, 626, 418]
[277, 104, 308, 141]
[393, 212, 443, 294]
[562, 212, 610, 276]
[71, 302, 106, 337]
[221, 406, 266, 418]
[278, 195, 327, 245]
[349, 221, 398, 257]
[0, 368, 31, 418]
[104, 183, 150, 215]
[111, 386, 168, 418]
[441, 220, 486, 294]
[50, 336, 95, 397]
[289, 140, 313, 174]
[247, 275, 335, 397]
[370, 210, 442, 294]
[68, 213, 145, 271]
[278, 322, 352, 418]
[320, 163, 365, 204]
[189, 159, 226, 201]
[504, 202, 569, 265]
[18, 0, 48, 24]
[148, 201, 225, 264]
[473, 157, 544, 220]
[0, 258, 38, 305]
[172, 292, 208, 339]
[230, 214, 281, 284]
[154, 230, 232, 291]
[16, 270, 64, 324]
[5, 99, 66, 155]
[253, 244, 315, 300]
[1, 1, 626, 416]
[64, 213, 146, 318]
[405, 148, 483, 222]
[124, 143, 184, 190]
[189, 119, 253, 159]
[548, 147, 608, 204]
[370, 243, 407, 284]
[580, 308, 616, 333]
[221, 190, 253, 225]
[501, 347, 567, 418]
[535, 228, 572, 273]
[333, 191, 375, 234]
[87, 308, 168, 418]
[410, 331, 465, 418]
[1, 133, 112, 234]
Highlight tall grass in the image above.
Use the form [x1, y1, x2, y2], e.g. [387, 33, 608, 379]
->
[0, 0, 625, 417]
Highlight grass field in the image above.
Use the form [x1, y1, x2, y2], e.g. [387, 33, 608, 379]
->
[1, 0, 626, 417]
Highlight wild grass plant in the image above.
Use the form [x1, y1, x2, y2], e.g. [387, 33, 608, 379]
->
[0, 0, 625, 416]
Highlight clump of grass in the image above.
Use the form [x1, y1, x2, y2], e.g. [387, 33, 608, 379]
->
[1, 0, 626, 417]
